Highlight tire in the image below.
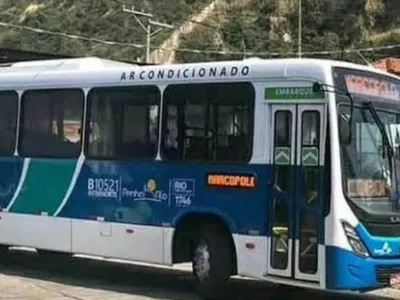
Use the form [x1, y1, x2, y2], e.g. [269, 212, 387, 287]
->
[192, 223, 233, 300]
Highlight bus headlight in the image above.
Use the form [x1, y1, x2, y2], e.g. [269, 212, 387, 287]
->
[342, 221, 369, 258]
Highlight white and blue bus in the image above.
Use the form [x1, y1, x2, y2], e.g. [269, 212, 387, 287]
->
[0, 56, 399, 298]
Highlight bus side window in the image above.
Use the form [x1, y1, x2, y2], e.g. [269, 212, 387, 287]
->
[85, 85, 160, 160]
[18, 89, 84, 158]
[161, 82, 255, 163]
[0, 91, 18, 156]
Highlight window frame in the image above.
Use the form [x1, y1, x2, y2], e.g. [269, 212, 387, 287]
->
[83, 85, 162, 161]
[18, 88, 85, 159]
[160, 81, 255, 164]
[0, 90, 19, 157]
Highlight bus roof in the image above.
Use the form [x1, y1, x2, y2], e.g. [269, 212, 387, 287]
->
[0, 57, 135, 71]
[0, 56, 398, 89]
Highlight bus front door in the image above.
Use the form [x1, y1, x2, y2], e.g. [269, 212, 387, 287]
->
[267, 103, 325, 283]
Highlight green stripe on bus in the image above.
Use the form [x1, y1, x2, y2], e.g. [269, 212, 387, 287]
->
[9, 159, 77, 215]
[264, 87, 324, 100]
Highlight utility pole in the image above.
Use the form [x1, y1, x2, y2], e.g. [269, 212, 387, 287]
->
[298, 0, 302, 58]
[123, 4, 174, 63]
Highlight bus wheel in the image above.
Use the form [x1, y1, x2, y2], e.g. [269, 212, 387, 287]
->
[192, 223, 232, 299]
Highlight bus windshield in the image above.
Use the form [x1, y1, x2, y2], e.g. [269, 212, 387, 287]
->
[333, 67, 400, 222]
[338, 103, 400, 217]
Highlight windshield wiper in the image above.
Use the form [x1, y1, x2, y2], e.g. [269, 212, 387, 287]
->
[363, 101, 399, 205]
[363, 101, 394, 158]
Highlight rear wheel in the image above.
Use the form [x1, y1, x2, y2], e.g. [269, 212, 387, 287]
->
[192, 223, 233, 299]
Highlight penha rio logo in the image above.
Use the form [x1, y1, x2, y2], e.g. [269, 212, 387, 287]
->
[206, 172, 256, 188]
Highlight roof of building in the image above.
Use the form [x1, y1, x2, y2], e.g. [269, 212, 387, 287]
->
[372, 57, 400, 75]
[0, 47, 153, 66]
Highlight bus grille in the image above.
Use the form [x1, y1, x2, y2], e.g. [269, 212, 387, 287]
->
[375, 265, 400, 284]
[364, 222, 400, 237]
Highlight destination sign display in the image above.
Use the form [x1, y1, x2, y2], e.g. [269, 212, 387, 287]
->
[333, 67, 400, 101]
[345, 74, 399, 101]
[347, 179, 387, 198]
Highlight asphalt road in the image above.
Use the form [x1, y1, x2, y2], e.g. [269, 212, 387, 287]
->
[0, 248, 398, 300]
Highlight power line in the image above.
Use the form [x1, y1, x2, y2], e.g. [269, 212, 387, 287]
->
[0, 21, 145, 49]
[2, 2, 400, 55]
[1, 20, 400, 58]
[298, 0, 302, 58]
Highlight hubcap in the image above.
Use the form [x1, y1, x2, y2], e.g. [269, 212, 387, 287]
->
[193, 241, 210, 280]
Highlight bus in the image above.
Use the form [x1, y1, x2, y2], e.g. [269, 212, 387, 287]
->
[0, 56, 399, 298]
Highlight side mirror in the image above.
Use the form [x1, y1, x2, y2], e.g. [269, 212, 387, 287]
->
[338, 113, 351, 144]
[312, 82, 322, 93]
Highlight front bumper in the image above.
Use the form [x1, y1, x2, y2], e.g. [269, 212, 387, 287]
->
[326, 246, 400, 290]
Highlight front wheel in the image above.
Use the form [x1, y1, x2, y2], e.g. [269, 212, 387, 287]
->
[192, 223, 233, 299]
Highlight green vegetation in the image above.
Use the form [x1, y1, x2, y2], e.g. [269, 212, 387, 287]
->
[0, 0, 212, 62]
[177, 0, 400, 64]
[0, 0, 400, 64]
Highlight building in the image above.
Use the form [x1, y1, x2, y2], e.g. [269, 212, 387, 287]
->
[0, 47, 153, 65]
[371, 57, 400, 76]
[0, 47, 71, 63]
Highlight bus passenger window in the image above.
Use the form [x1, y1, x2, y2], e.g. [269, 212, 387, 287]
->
[18, 89, 84, 158]
[85, 86, 160, 159]
[0, 91, 18, 156]
[161, 82, 254, 162]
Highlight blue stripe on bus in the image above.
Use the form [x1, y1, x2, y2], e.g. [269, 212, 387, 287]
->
[0, 156, 326, 242]
[58, 160, 271, 235]
[356, 223, 400, 258]
[0, 156, 24, 210]
[325, 246, 376, 290]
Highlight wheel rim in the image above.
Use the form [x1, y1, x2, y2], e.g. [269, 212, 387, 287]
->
[193, 241, 210, 281]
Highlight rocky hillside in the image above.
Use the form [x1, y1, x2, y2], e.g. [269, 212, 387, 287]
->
[173, 0, 400, 64]
[0, 0, 400, 64]
[0, 0, 212, 63]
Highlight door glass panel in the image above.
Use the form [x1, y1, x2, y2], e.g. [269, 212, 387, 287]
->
[301, 111, 320, 207]
[299, 211, 318, 274]
[301, 111, 319, 146]
[271, 110, 292, 270]
[302, 168, 319, 206]
[299, 110, 320, 274]
[271, 198, 289, 269]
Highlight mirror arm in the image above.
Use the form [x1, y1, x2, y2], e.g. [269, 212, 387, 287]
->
[314, 81, 354, 143]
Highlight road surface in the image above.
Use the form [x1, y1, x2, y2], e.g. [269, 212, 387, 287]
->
[0, 248, 398, 300]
